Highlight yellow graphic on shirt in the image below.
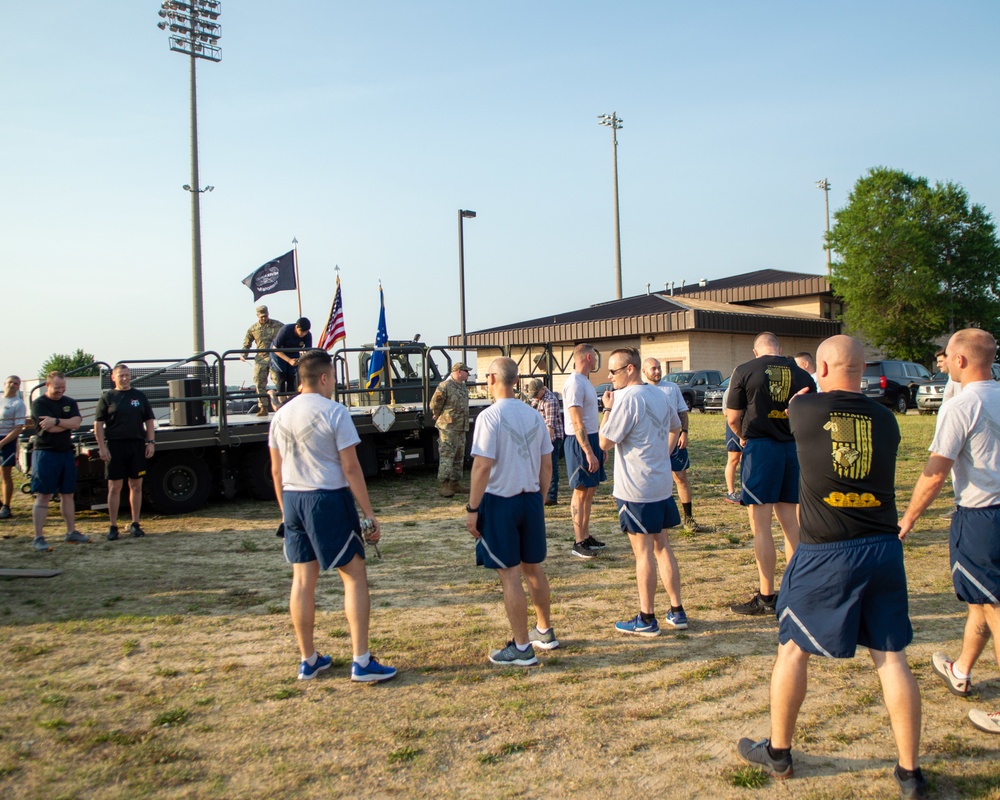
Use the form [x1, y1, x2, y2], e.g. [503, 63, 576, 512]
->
[765, 365, 792, 403]
[824, 491, 881, 508]
[823, 413, 874, 480]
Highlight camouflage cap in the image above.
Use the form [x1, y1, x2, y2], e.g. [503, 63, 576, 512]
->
[452, 362, 470, 373]
[526, 378, 545, 395]
[256, 304, 269, 314]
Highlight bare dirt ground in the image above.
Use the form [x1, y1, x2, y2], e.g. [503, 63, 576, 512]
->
[0, 414, 998, 799]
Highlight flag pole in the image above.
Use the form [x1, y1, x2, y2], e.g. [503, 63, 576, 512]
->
[292, 237, 303, 318]
[336, 266, 352, 404]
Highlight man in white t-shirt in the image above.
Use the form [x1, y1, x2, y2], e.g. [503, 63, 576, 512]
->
[0, 375, 26, 520]
[467, 357, 556, 666]
[600, 348, 687, 636]
[935, 347, 962, 404]
[563, 343, 607, 559]
[269, 350, 396, 684]
[899, 328, 1000, 735]
[641, 358, 706, 532]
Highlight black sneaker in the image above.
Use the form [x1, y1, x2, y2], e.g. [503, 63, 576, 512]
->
[129, 522, 146, 538]
[571, 541, 595, 559]
[730, 592, 777, 616]
[894, 765, 928, 799]
[107, 526, 119, 541]
[736, 738, 792, 779]
[582, 534, 606, 549]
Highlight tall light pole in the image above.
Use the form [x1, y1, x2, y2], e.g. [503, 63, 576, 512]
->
[158, 0, 222, 354]
[458, 210, 476, 365]
[598, 112, 624, 299]
[816, 178, 831, 277]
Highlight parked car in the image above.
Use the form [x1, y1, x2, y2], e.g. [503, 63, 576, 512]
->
[915, 372, 949, 414]
[662, 370, 725, 411]
[860, 360, 932, 413]
[704, 376, 730, 413]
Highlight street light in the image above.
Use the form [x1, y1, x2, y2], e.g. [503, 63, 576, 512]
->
[816, 178, 831, 276]
[158, 0, 222, 355]
[458, 209, 476, 365]
[598, 112, 624, 299]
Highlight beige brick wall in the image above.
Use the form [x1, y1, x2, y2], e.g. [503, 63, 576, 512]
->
[762, 297, 823, 315]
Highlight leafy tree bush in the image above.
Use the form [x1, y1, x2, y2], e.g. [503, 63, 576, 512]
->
[39, 349, 99, 379]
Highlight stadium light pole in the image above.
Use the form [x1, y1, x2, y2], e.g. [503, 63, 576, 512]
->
[458, 209, 477, 366]
[816, 178, 832, 277]
[158, 0, 222, 354]
[598, 112, 624, 299]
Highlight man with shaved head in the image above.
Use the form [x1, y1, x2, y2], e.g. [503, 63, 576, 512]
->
[738, 335, 925, 798]
[900, 327, 1000, 737]
[725, 331, 814, 615]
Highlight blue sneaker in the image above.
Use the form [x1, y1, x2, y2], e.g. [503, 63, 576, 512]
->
[615, 614, 660, 638]
[665, 610, 689, 630]
[298, 653, 333, 681]
[351, 655, 397, 683]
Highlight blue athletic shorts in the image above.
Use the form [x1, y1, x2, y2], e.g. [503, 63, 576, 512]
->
[777, 534, 913, 658]
[31, 449, 77, 495]
[565, 432, 606, 489]
[617, 497, 681, 534]
[106, 440, 147, 482]
[475, 491, 546, 569]
[950, 505, 1000, 605]
[741, 438, 798, 505]
[282, 488, 365, 570]
[0, 441, 15, 468]
[725, 425, 744, 453]
[670, 445, 689, 473]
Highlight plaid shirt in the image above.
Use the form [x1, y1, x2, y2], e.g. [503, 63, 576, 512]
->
[532, 387, 564, 441]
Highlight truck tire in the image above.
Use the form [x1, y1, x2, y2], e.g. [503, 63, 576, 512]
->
[145, 453, 212, 514]
[682, 393, 694, 411]
[244, 447, 275, 501]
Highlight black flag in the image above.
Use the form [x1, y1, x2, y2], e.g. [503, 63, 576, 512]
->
[242, 250, 297, 301]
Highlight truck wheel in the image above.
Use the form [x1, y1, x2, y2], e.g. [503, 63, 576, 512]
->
[245, 447, 275, 501]
[683, 393, 694, 411]
[145, 453, 212, 514]
[893, 393, 908, 414]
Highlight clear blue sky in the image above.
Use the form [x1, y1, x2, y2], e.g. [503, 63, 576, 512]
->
[3, 1, 998, 383]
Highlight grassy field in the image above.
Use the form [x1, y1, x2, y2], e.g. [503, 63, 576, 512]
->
[1, 412, 998, 799]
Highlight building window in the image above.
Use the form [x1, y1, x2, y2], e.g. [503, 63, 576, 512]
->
[665, 360, 684, 373]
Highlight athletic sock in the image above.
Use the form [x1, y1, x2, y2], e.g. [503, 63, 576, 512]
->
[767, 743, 791, 761]
[354, 651, 371, 668]
[682, 502, 693, 517]
[535, 626, 551, 635]
[670, 605, 684, 614]
[760, 593, 776, 603]
[951, 663, 970, 681]
[304, 652, 318, 667]
[515, 641, 532, 652]
[639, 611, 656, 624]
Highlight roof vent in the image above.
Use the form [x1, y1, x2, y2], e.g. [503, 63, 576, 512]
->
[699, 278, 708, 288]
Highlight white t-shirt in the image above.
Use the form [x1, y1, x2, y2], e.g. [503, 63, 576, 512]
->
[563, 372, 599, 436]
[929, 380, 1000, 508]
[472, 398, 553, 498]
[600, 383, 680, 503]
[268, 393, 361, 492]
[942, 378, 961, 403]
[650, 381, 687, 422]
[0, 396, 26, 437]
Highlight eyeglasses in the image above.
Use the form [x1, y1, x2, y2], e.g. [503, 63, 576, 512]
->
[608, 365, 629, 376]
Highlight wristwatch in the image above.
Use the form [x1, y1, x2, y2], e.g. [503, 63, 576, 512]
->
[465, 504, 479, 513]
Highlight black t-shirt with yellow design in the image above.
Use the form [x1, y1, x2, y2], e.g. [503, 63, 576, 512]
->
[789, 390, 900, 544]
[726, 355, 814, 442]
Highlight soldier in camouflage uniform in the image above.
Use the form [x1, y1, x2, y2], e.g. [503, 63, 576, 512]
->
[431, 362, 471, 497]
[241, 305, 284, 416]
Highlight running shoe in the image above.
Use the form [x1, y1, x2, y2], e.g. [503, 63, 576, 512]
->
[931, 651, 971, 697]
[615, 614, 660, 637]
[730, 592, 777, 616]
[736, 738, 793, 779]
[488, 641, 538, 667]
[724, 492, 741, 504]
[528, 625, 560, 650]
[582, 534, 606, 549]
[571, 541, 595, 559]
[0, 505, 11, 519]
[894, 765, 928, 799]
[664, 610, 689, 630]
[682, 516, 706, 532]
[968, 708, 1000, 735]
[32, 537, 51, 552]
[351, 655, 397, 683]
[298, 653, 333, 681]
[65, 531, 91, 544]
[107, 526, 119, 541]
[129, 522, 146, 538]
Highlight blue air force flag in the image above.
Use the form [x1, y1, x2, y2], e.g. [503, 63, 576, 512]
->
[242, 250, 297, 301]
[365, 285, 389, 391]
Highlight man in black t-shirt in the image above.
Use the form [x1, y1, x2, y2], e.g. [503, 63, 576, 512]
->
[269, 318, 312, 406]
[30, 371, 90, 551]
[95, 364, 156, 541]
[725, 331, 814, 615]
[735, 335, 925, 798]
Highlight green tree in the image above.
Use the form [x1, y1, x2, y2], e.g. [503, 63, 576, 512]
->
[828, 167, 1000, 362]
[39, 349, 100, 379]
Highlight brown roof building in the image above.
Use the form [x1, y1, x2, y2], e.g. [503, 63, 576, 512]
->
[450, 269, 843, 392]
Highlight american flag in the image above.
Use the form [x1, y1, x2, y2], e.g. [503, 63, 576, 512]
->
[318, 276, 346, 350]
